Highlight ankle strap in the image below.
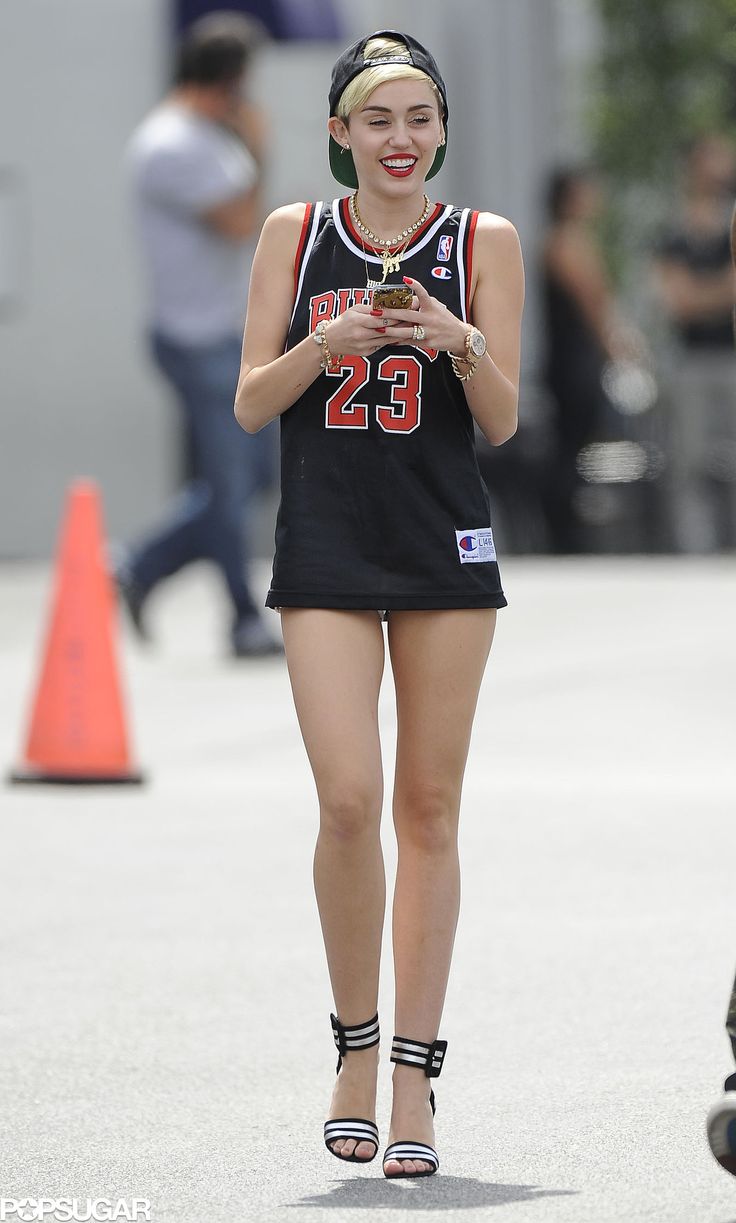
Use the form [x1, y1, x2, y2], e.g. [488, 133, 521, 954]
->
[330, 1012, 379, 1074]
[391, 1034, 447, 1079]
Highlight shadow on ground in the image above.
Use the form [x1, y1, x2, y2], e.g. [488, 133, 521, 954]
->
[287, 1177, 577, 1211]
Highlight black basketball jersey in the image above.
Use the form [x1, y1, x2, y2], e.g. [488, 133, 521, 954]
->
[265, 197, 507, 611]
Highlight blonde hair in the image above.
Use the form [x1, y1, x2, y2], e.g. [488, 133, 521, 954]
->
[336, 36, 442, 121]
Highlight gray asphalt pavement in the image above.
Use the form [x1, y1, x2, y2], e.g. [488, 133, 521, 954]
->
[2, 556, 735, 1223]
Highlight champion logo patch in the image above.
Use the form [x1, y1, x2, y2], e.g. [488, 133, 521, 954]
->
[437, 234, 454, 261]
[431, 266, 453, 280]
[455, 527, 497, 564]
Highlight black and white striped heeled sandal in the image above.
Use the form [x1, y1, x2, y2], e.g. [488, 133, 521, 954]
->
[323, 1011, 380, 1163]
[383, 1034, 448, 1178]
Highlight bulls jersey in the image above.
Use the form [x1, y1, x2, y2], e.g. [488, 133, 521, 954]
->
[265, 198, 507, 611]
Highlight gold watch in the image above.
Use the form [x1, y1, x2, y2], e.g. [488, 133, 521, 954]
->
[465, 325, 487, 365]
[449, 325, 487, 382]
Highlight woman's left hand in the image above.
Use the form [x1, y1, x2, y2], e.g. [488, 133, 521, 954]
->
[377, 277, 469, 355]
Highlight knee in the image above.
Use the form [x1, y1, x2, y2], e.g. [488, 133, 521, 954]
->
[319, 786, 381, 843]
[394, 782, 458, 854]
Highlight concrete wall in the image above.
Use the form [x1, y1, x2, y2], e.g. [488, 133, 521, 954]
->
[0, 0, 170, 559]
[0, 0, 574, 558]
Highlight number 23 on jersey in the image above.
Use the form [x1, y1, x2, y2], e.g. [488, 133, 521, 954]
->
[325, 354, 423, 434]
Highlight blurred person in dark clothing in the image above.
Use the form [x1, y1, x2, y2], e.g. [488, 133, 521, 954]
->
[176, 0, 342, 41]
[540, 165, 636, 552]
[118, 12, 282, 657]
[708, 970, 736, 1176]
[652, 134, 736, 554]
[705, 199, 736, 1179]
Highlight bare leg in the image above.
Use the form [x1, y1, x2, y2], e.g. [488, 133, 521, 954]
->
[280, 609, 386, 1159]
[384, 608, 496, 1174]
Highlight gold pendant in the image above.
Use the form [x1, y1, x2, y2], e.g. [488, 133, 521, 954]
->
[380, 250, 402, 283]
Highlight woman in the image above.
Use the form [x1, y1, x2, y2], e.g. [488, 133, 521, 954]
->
[235, 29, 523, 1178]
[541, 166, 624, 552]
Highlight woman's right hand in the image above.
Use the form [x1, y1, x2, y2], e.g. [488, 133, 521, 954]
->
[324, 301, 417, 357]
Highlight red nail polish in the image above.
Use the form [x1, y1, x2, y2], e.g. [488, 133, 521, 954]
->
[377, 327, 387, 333]
[370, 308, 383, 316]
[403, 277, 412, 284]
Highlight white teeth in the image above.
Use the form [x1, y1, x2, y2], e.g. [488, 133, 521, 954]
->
[382, 158, 415, 168]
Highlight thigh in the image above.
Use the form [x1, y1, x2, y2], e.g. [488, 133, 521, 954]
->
[388, 609, 497, 802]
[280, 609, 386, 807]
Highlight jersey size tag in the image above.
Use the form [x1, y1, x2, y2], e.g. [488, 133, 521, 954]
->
[455, 528, 496, 563]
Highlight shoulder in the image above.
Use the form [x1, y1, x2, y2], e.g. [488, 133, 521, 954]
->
[127, 108, 217, 185]
[544, 221, 602, 279]
[473, 210, 518, 237]
[471, 212, 524, 280]
[260, 202, 313, 244]
[253, 203, 315, 274]
[129, 106, 194, 154]
[472, 212, 522, 261]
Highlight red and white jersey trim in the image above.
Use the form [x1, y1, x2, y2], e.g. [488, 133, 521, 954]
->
[456, 208, 471, 323]
[290, 201, 323, 328]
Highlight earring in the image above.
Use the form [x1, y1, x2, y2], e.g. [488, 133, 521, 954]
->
[439, 137, 446, 147]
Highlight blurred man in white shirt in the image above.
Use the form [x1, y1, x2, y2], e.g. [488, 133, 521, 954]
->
[119, 12, 281, 657]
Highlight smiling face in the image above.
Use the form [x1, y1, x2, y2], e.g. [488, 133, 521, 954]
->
[329, 77, 444, 197]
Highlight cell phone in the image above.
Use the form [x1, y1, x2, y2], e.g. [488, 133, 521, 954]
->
[372, 284, 413, 310]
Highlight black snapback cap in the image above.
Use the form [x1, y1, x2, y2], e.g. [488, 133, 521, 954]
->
[328, 29, 449, 190]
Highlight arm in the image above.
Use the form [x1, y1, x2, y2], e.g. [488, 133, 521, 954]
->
[234, 204, 323, 432]
[234, 204, 394, 433]
[392, 215, 524, 446]
[202, 191, 261, 242]
[463, 214, 525, 446]
[653, 258, 735, 323]
[202, 101, 267, 243]
[544, 226, 621, 359]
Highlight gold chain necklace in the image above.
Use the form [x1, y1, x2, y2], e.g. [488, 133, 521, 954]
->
[358, 231, 415, 289]
[350, 192, 431, 285]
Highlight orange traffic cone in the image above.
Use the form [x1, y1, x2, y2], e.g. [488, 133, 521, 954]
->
[9, 480, 144, 784]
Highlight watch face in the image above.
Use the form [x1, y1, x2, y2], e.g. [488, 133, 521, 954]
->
[470, 330, 486, 358]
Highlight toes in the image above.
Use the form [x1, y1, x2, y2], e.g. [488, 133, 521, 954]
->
[384, 1158, 416, 1176]
[330, 1136, 375, 1161]
[384, 1157, 431, 1176]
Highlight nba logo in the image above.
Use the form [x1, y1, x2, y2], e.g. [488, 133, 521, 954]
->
[437, 235, 453, 262]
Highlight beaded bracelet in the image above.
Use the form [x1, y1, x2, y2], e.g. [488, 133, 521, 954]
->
[313, 320, 343, 372]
